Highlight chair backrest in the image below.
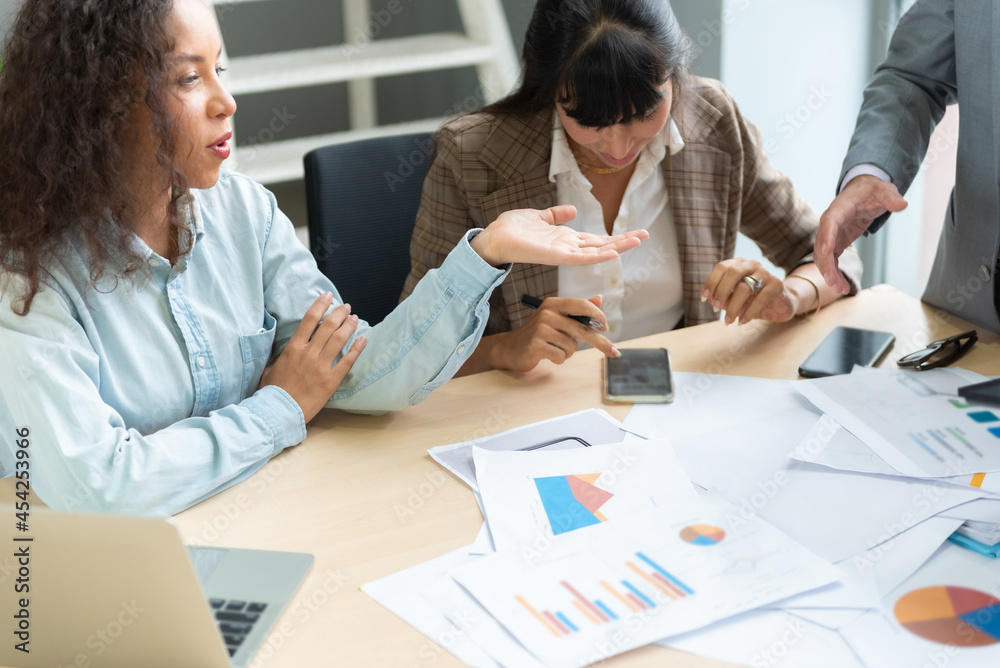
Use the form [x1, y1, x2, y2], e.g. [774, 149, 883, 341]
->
[304, 132, 433, 325]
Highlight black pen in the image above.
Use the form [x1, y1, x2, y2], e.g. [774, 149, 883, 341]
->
[520, 294, 605, 331]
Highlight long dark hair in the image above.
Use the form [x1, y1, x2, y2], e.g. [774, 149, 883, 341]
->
[485, 0, 693, 127]
[0, 0, 188, 315]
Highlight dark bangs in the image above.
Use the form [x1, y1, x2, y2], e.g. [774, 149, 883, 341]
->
[557, 26, 668, 128]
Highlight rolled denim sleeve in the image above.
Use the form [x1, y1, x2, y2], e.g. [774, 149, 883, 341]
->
[249, 180, 509, 414]
[0, 281, 305, 517]
[326, 231, 509, 412]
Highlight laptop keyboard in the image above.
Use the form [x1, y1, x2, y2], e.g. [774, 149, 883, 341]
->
[208, 598, 268, 657]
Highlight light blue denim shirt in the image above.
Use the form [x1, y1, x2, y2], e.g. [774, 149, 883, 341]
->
[0, 171, 508, 516]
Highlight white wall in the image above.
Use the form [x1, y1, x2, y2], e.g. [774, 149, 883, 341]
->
[0, 0, 18, 38]
[718, 0, 872, 278]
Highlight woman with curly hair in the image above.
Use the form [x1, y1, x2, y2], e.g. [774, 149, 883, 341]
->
[0, 0, 646, 515]
[402, 0, 864, 374]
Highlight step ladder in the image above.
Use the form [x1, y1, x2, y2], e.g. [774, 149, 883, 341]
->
[209, 0, 520, 185]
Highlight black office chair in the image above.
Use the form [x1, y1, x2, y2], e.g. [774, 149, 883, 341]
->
[304, 132, 434, 325]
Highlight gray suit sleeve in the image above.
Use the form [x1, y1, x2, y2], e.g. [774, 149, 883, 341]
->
[840, 0, 958, 233]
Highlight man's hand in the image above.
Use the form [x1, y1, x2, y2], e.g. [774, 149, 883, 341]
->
[816, 175, 907, 293]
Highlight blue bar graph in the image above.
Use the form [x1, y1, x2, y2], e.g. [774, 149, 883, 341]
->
[555, 611, 579, 632]
[622, 580, 656, 608]
[595, 600, 618, 620]
[637, 552, 695, 595]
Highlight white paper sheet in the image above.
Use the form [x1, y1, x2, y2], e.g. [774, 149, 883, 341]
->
[843, 515, 966, 598]
[775, 561, 880, 611]
[792, 416, 1000, 493]
[663, 409, 982, 562]
[784, 607, 867, 630]
[362, 547, 505, 667]
[795, 367, 1000, 477]
[941, 499, 1000, 523]
[449, 497, 839, 668]
[473, 440, 698, 552]
[840, 543, 1000, 668]
[660, 608, 865, 667]
[429, 409, 633, 491]
[421, 576, 546, 667]
[623, 372, 811, 443]
[469, 521, 496, 555]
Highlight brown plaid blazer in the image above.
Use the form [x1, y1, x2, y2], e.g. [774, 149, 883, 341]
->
[401, 76, 862, 335]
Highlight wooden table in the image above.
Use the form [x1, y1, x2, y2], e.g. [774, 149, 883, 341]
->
[7, 286, 1000, 666]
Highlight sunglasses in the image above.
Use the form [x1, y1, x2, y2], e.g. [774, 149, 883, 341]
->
[896, 330, 978, 371]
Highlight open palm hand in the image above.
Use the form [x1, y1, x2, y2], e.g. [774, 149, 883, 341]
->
[471, 205, 649, 267]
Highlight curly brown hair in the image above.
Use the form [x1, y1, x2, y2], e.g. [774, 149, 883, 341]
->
[0, 0, 189, 315]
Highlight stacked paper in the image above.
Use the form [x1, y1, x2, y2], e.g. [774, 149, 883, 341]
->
[362, 369, 1000, 667]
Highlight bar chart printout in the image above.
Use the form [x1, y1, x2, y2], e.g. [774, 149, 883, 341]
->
[452, 501, 840, 668]
[515, 552, 694, 638]
[795, 368, 1000, 477]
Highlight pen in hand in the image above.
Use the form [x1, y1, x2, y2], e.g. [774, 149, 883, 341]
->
[520, 294, 606, 331]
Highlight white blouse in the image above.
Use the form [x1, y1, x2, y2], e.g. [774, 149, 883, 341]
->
[551, 113, 686, 343]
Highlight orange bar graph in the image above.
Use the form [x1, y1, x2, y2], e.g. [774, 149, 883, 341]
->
[516, 595, 562, 637]
[652, 572, 685, 598]
[601, 580, 639, 612]
[627, 561, 677, 600]
[573, 600, 601, 625]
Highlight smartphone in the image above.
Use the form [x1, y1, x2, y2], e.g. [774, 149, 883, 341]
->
[798, 326, 896, 378]
[604, 348, 674, 403]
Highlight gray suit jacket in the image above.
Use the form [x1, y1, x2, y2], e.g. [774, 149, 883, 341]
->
[841, 0, 1000, 332]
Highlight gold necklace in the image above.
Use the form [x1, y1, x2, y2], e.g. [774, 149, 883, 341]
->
[575, 158, 628, 174]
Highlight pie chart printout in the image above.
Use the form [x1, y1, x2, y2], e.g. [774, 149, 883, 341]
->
[679, 524, 726, 546]
[894, 586, 1000, 646]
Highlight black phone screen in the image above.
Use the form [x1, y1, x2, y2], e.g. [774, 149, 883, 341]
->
[605, 348, 673, 400]
[798, 326, 896, 378]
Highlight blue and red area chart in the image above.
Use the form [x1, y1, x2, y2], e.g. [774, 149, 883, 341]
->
[534, 474, 614, 535]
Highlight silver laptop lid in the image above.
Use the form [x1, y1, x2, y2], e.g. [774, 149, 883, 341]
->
[0, 506, 234, 667]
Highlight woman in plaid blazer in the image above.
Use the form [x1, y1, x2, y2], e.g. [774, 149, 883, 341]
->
[402, 0, 862, 374]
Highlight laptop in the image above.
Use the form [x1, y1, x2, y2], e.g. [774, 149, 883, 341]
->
[0, 505, 312, 667]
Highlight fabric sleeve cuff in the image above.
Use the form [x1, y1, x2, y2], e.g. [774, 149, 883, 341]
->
[840, 164, 893, 193]
[436, 229, 510, 302]
[241, 385, 307, 456]
[793, 247, 863, 296]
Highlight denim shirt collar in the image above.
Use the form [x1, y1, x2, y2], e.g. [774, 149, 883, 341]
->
[100, 192, 205, 273]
